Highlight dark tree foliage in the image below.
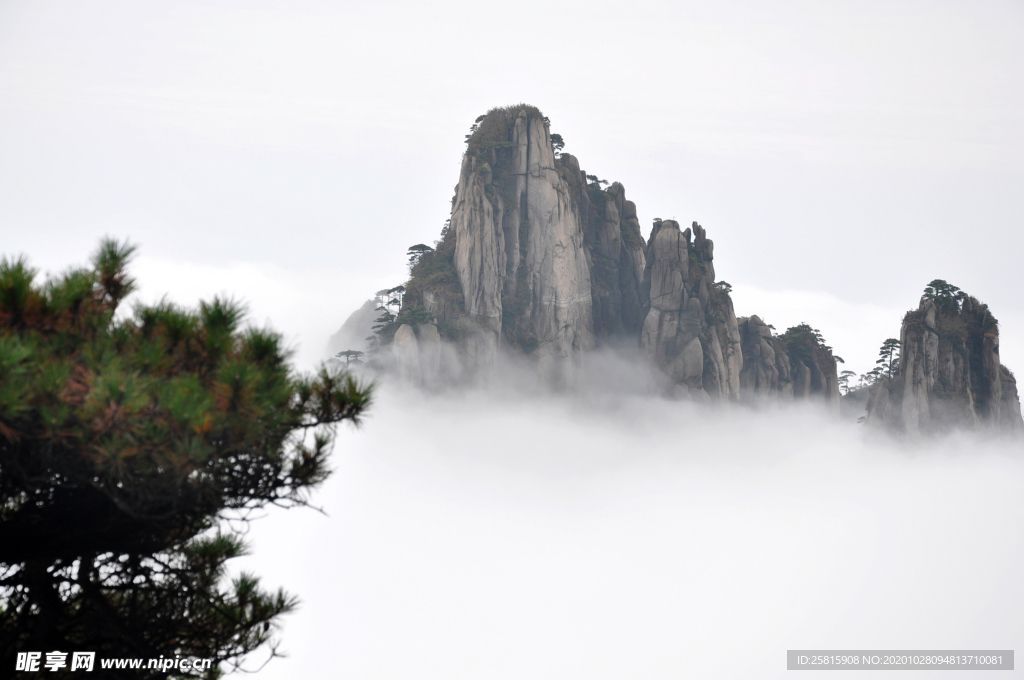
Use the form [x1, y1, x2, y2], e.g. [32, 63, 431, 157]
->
[922, 279, 966, 314]
[549, 133, 564, 156]
[0, 240, 372, 677]
[335, 350, 364, 366]
[406, 244, 433, 269]
[777, 322, 841, 365]
[861, 366, 883, 386]
[876, 338, 900, 378]
[838, 369, 857, 395]
[366, 285, 435, 351]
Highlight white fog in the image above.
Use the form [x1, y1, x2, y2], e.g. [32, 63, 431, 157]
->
[235, 360, 1024, 678]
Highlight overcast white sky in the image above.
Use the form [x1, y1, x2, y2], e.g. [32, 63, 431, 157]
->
[2, 0, 1022, 374]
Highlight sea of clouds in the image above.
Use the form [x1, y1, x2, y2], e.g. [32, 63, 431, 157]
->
[237, 369, 1024, 680]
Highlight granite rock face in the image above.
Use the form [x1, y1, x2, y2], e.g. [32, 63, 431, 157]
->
[516, 114, 595, 380]
[737, 315, 791, 398]
[391, 324, 420, 383]
[585, 181, 647, 341]
[639, 220, 742, 399]
[371, 105, 844, 403]
[736, 315, 841, 405]
[444, 108, 594, 381]
[452, 157, 505, 333]
[390, 323, 444, 388]
[865, 294, 1023, 434]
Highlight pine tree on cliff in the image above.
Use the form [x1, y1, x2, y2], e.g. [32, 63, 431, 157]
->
[839, 369, 857, 394]
[923, 279, 966, 307]
[0, 240, 372, 674]
[407, 244, 433, 269]
[336, 349, 364, 365]
[876, 338, 901, 378]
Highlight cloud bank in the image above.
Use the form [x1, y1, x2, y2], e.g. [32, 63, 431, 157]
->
[237, 383, 1024, 679]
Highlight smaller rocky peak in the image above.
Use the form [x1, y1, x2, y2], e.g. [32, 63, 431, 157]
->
[640, 220, 743, 400]
[736, 317, 839, 404]
[864, 280, 1022, 434]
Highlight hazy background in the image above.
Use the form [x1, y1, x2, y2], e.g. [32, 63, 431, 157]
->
[2, 0, 1023, 376]
[2, 2, 1024, 676]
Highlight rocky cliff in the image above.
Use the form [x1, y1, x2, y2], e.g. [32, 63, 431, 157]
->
[443, 107, 595, 383]
[640, 219, 742, 400]
[737, 316, 841, 403]
[865, 287, 1023, 434]
[375, 104, 840, 401]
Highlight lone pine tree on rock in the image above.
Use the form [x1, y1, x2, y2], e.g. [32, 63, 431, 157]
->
[0, 240, 372, 676]
[876, 338, 901, 378]
[335, 349, 364, 365]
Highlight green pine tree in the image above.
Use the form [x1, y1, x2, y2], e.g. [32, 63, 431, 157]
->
[0, 239, 372, 677]
[876, 338, 900, 378]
